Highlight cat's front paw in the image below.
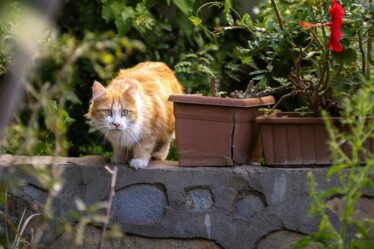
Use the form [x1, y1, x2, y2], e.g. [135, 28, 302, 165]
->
[129, 159, 149, 169]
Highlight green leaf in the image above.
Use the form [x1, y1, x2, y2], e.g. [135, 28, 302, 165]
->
[225, 13, 234, 26]
[224, 0, 232, 14]
[110, 0, 126, 19]
[332, 48, 357, 65]
[189, 16, 202, 26]
[238, 13, 252, 27]
[116, 7, 135, 34]
[272, 76, 289, 86]
[67, 210, 81, 219]
[330, 76, 356, 97]
[366, 179, 374, 194]
[173, 0, 193, 15]
[305, 51, 322, 60]
[249, 69, 267, 76]
[177, 13, 193, 36]
[320, 187, 344, 200]
[240, 55, 252, 65]
[101, 0, 113, 22]
[252, 74, 265, 81]
[294, 236, 314, 249]
[327, 162, 350, 178]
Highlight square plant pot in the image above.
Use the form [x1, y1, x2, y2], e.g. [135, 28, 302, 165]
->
[256, 112, 374, 166]
[168, 95, 275, 166]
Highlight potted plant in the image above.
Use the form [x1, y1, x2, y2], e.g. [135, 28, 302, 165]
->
[169, 69, 275, 166]
[248, 0, 374, 165]
[187, 0, 373, 166]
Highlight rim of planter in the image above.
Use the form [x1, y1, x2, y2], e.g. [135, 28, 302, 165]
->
[168, 94, 275, 107]
[256, 112, 374, 124]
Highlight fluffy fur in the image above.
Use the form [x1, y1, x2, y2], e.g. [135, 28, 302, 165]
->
[87, 62, 183, 169]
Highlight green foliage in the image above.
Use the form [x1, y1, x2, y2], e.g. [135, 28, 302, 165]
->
[175, 47, 218, 94]
[203, 0, 373, 114]
[1, 0, 256, 157]
[0, 1, 374, 248]
[102, 0, 156, 34]
[0, 1, 20, 77]
[2, 29, 145, 156]
[295, 79, 374, 248]
[61, 198, 123, 247]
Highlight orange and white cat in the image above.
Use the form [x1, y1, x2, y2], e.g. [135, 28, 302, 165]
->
[87, 62, 183, 169]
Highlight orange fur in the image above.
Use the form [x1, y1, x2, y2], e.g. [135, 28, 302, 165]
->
[87, 62, 183, 169]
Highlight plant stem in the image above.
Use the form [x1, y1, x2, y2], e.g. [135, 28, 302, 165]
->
[318, 3, 327, 43]
[322, 51, 330, 93]
[270, 0, 284, 31]
[310, 28, 325, 50]
[98, 166, 118, 249]
[367, 23, 374, 77]
[254, 85, 290, 98]
[358, 31, 366, 74]
[270, 91, 296, 112]
[210, 76, 218, 97]
[336, 62, 344, 76]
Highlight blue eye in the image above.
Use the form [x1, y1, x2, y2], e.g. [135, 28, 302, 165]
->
[104, 110, 112, 116]
[121, 110, 129, 116]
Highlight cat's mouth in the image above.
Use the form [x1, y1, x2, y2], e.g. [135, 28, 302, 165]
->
[109, 128, 123, 132]
[103, 124, 126, 132]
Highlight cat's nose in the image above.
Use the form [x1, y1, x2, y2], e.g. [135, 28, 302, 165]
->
[111, 122, 121, 128]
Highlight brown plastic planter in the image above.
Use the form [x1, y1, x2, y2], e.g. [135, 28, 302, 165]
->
[256, 112, 374, 166]
[168, 94, 275, 166]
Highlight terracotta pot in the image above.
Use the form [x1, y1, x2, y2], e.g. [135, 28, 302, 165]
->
[168, 94, 275, 166]
[256, 112, 374, 166]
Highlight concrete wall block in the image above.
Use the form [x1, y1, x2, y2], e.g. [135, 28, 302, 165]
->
[0, 155, 364, 249]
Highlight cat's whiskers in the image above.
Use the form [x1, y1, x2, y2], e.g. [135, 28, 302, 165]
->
[93, 130, 106, 145]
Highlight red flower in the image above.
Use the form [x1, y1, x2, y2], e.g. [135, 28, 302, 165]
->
[328, 0, 344, 52]
[299, 0, 344, 53]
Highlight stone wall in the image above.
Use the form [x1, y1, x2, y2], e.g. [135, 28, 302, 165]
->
[1, 155, 374, 249]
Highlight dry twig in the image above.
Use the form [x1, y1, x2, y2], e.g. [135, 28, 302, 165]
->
[98, 166, 119, 249]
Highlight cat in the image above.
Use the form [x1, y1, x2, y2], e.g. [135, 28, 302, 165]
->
[87, 62, 183, 169]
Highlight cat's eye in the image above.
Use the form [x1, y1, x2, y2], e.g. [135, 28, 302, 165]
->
[104, 109, 112, 116]
[121, 110, 129, 116]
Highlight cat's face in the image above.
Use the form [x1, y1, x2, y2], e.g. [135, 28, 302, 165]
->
[87, 81, 139, 133]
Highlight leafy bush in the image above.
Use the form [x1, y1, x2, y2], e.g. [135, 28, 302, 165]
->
[194, 0, 373, 114]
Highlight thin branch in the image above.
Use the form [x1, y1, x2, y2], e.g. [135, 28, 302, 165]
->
[367, 24, 374, 77]
[358, 31, 366, 74]
[289, 73, 305, 91]
[321, 51, 330, 93]
[318, 3, 328, 43]
[15, 213, 41, 248]
[270, 91, 296, 112]
[98, 166, 118, 249]
[13, 208, 26, 248]
[336, 62, 344, 76]
[209, 76, 218, 97]
[310, 28, 325, 50]
[253, 85, 290, 98]
[270, 0, 284, 31]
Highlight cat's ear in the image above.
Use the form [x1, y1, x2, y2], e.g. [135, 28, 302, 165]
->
[126, 82, 138, 96]
[92, 81, 106, 100]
